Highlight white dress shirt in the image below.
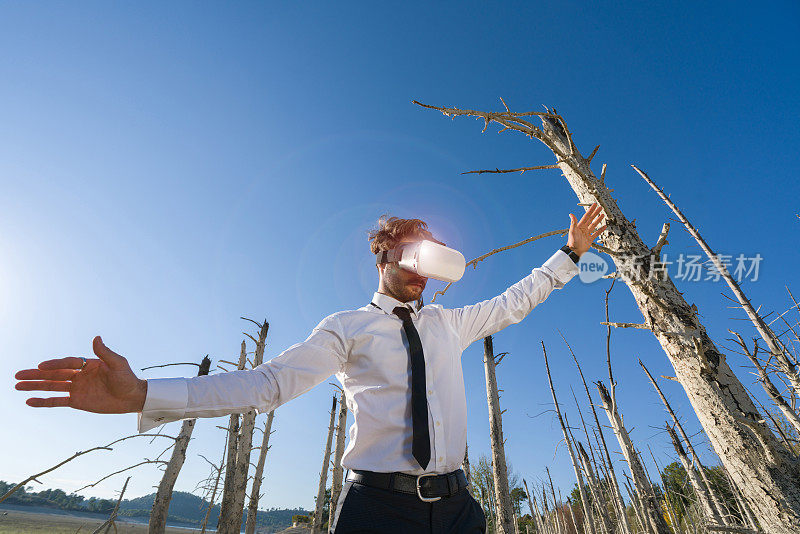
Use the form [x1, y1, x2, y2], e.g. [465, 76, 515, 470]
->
[138, 249, 579, 475]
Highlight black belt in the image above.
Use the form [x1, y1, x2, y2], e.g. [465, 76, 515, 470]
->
[347, 469, 468, 502]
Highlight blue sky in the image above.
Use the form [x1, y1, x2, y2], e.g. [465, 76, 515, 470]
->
[2, 1, 799, 511]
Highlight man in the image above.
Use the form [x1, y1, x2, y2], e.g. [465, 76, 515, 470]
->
[15, 203, 607, 533]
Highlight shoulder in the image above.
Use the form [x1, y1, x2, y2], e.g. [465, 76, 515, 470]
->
[420, 303, 451, 319]
[313, 308, 373, 330]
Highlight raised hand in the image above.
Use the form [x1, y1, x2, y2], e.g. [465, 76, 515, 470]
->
[15, 336, 147, 414]
[567, 202, 608, 256]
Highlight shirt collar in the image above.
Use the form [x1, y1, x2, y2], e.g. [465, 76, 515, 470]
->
[370, 292, 418, 318]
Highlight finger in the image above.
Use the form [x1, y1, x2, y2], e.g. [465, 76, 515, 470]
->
[588, 212, 606, 231]
[16, 380, 72, 392]
[93, 336, 127, 370]
[579, 204, 600, 226]
[577, 207, 592, 225]
[15, 369, 79, 381]
[591, 225, 608, 238]
[586, 209, 606, 229]
[591, 208, 606, 223]
[38, 357, 86, 371]
[26, 397, 70, 408]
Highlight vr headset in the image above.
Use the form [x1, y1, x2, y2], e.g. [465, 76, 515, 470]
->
[376, 240, 466, 283]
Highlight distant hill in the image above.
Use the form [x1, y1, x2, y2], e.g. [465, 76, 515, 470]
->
[0, 481, 307, 533]
[119, 491, 307, 531]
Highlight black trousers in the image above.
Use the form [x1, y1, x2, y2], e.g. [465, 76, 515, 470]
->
[331, 479, 487, 533]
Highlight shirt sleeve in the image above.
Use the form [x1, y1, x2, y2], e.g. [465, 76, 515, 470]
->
[137, 313, 349, 433]
[444, 249, 580, 351]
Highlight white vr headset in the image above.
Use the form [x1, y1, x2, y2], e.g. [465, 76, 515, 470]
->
[376, 240, 466, 283]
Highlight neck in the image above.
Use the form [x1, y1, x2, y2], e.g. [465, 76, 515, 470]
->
[377, 289, 412, 303]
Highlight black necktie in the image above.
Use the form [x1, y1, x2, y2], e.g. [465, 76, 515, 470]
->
[392, 306, 431, 470]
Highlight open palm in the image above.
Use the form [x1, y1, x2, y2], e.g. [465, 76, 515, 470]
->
[568, 202, 607, 256]
[15, 336, 147, 414]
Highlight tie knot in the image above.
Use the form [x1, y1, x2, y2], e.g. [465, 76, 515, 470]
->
[392, 306, 412, 321]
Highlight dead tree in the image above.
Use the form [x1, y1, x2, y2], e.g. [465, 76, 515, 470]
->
[596, 381, 669, 534]
[732, 332, 800, 436]
[312, 394, 338, 534]
[484, 335, 517, 534]
[198, 440, 228, 534]
[91, 476, 130, 534]
[415, 100, 800, 533]
[546, 467, 565, 534]
[245, 409, 275, 534]
[568, 345, 631, 534]
[542, 341, 596, 533]
[721, 465, 759, 532]
[217, 340, 248, 533]
[464, 443, 472, 487]
[522, 479, 538, 532]
[664, 423, 711, 527]
[328, 385, 348, 532]
[577, 441, 613, 534]
[639, 359, 726, 526]
[529, 485, 547, 534]
[149, 356, 212, 534]
[632, 165, 800, 403]
[227, 319, 269, 532]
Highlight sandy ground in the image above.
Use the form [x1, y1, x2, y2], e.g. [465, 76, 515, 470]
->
[0, 507, 205, 534]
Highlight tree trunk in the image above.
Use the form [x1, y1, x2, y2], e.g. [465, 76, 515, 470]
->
[200, 439, 227, 534]
[522, 479, 540, 533]
[217, 341, 247, 533]
[245, 410, 275, 534]
[664, 424, 714, 528]
[567, 497, 579, 534]
[735, 332, 800, 437]
[597, 381, 669, 534]
[542, 342, 596, 534]
[230, 321, 270, 532]
[577, 442, 612, 534]
[722, 466, 759, 531]
[328, 388, 348, 533]
[149, 357, 211, 534]
[417, 101, 800, 532]
[312, 395, 337, 534]
[528, 486, 547, 534]
[622, 477, 645, 534]
[632, 166, 800, 403]
[640, 360, 725, 526]
[573, 355, 631, 534]
[94, 476, 130, 534]
[464, 443, 472, 487]
[484, 335, 517, 534]
[546, 468, 563, 534]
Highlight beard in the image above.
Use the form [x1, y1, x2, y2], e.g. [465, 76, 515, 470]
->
[385, 265, 425, 303]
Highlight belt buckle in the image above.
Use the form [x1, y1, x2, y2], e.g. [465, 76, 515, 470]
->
[416, 473, 442, 502]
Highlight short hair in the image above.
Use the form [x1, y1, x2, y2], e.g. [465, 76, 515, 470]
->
[367, 215, 445, 255]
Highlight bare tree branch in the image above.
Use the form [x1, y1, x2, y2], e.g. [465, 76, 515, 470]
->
[0, 434, 175, 504]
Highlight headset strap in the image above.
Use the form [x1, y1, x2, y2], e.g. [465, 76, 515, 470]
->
[376, 247, 403, 265]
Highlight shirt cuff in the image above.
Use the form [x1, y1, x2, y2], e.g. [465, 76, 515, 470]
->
[541, 248, 580, 286]
[137, 377, 189, 433]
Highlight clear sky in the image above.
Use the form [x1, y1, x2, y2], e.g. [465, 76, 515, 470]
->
[2, 1, 799, 511]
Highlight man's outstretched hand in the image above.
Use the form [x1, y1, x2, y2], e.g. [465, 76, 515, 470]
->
[568, 202, 608, 256]
[15, 336, 147, 414]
